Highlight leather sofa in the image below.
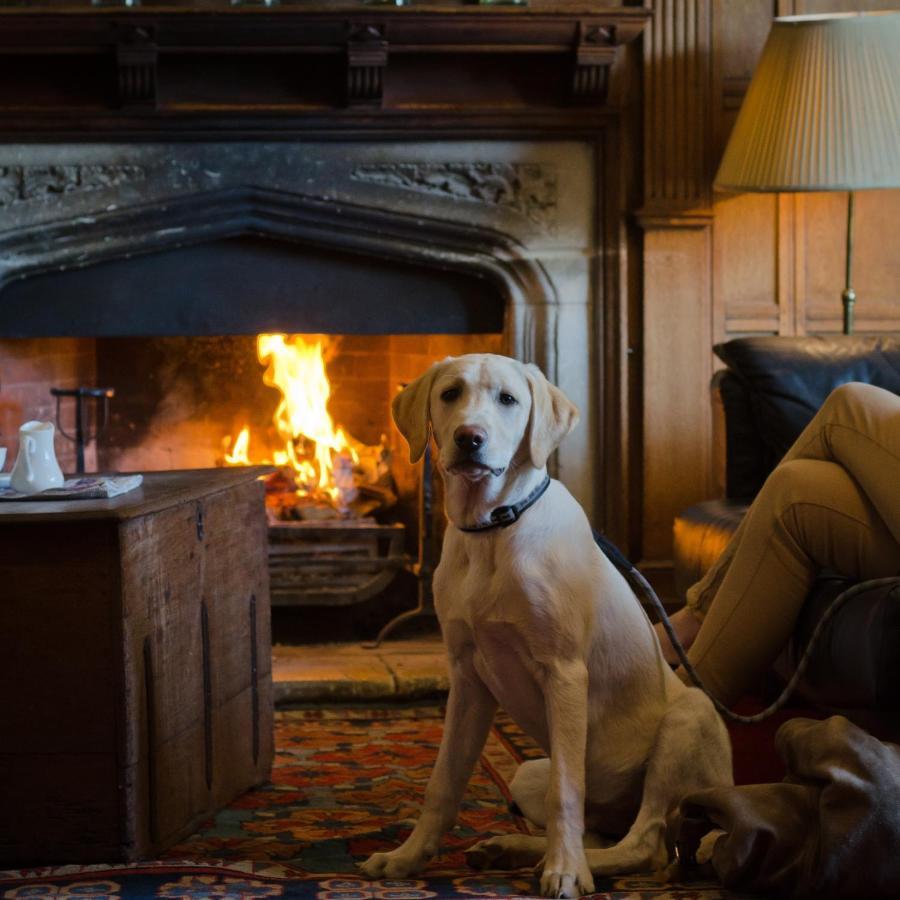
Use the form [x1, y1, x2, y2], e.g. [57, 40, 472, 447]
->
[673, 335, 900, 731]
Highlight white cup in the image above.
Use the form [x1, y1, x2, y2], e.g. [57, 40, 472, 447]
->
[0, 447, 6, 471]
[10, 421, 65, 494]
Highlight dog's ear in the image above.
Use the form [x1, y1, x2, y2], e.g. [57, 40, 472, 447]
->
[392, 362, 442, 463]
[524, 363, 579, 469]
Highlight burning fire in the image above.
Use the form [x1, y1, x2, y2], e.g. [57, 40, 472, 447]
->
[224, 426, 251, 465]
[224, 334, 381, 516]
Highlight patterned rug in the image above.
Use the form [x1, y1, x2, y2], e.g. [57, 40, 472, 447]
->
[1, 706, 743, 899]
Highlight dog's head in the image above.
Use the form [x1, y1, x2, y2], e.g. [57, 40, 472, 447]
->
[392, 354, 579, 482]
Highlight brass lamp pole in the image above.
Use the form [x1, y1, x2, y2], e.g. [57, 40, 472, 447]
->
[843, 192, 855, 336]
[713, 13, 900, 335]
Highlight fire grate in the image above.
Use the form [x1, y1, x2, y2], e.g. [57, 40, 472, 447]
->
[267, 519, 405, 607]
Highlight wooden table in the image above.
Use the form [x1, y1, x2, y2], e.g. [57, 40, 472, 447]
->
[0, 469, 274, 864]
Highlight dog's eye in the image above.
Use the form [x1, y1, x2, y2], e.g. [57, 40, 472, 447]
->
[499, 392, 518, 406]
[440, 387, 461, 403]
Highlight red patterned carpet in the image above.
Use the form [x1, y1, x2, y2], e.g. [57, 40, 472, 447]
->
[1, 706, 746, 899]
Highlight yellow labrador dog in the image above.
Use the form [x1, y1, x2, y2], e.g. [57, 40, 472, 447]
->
[360, 354, 731, 898]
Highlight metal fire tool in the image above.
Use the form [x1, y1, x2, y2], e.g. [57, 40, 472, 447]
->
[50, 386, 115, 474]
[364, 439, 437, 648]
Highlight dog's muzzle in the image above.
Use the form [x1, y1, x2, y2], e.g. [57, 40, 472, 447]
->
[448, 426, 505, 478]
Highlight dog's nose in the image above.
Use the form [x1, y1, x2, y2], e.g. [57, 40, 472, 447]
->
[454, 426, 487, 453]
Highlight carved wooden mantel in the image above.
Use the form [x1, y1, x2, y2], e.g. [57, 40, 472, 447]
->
[0, 2, 649, 134]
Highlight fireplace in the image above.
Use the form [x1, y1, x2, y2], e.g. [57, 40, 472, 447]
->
[1, 139, 600, 503]
[0, 143, 591, 631]
[99, 330, 506, 614]
[0, 4, 649, 617]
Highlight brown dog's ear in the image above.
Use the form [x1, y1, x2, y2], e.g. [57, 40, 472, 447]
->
[524, 363, 579, 469]
[391, 362, 442, 463]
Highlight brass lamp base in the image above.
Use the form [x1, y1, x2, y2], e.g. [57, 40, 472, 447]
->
[842, 287, 856, 336]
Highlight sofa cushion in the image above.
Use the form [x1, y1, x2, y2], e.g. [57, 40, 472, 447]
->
[714, 335, 900, 496]
[714, 370, 770, 499]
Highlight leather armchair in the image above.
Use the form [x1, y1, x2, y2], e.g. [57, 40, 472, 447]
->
[673, 335, 900, 727]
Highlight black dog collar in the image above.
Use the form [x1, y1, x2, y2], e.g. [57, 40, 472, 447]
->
[457, 475, 552, 533]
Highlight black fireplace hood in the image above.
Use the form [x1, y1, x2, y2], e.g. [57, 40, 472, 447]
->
[0, 184, 544, 338]
[0, 233, 504, 338]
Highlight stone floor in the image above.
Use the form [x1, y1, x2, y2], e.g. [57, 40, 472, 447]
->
[272, 636, 449, 705]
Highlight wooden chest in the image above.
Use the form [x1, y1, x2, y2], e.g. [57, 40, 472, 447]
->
[0, 469, 274, 864]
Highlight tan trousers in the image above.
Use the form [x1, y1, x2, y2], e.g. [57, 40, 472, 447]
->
[682, 382, 900, 706]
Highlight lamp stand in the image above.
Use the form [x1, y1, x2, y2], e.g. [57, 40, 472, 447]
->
[842, 190, 856, 335]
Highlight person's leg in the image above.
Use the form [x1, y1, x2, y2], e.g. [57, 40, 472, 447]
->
[655, 526, 744, 663]
[656, 382, 900, 668]
[679, 457, 900, 705]
[782, 382, 900, 541]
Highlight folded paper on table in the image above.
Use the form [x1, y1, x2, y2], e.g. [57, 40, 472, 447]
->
[0, 474, 143, 501]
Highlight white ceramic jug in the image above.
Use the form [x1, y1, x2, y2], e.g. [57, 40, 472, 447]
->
[10, 421, 65, 494]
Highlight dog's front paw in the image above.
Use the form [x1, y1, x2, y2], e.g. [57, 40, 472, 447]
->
[536, 849, 595, 898]
[358, 848, 426, 880]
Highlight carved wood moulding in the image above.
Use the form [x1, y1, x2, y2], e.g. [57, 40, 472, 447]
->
[639, 0, 713, 223]
[115, 27, 159, 106]
[0, 3, 649, 131]
[346, 23, 388, 107]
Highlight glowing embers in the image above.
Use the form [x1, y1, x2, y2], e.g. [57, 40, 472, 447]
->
[224, 334, 393, 520]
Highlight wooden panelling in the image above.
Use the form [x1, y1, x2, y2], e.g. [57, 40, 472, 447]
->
[798, 190, 900, 334]
[714, 192, 779, 337]
[642, 225, 713, 564]
[639, 0, 900, 576]
[637, 0, 715, 573]
[713, 0, 773, 153]
[642, 0, 713, 213]
[849, 190, 900, 329]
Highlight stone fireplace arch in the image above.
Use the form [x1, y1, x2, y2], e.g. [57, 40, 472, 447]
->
[0, 185, 560, 384]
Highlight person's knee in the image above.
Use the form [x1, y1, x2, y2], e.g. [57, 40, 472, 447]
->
[764, 459, 839, 512]
[822, 381, 876, 420]
[766, 458, 869, 552]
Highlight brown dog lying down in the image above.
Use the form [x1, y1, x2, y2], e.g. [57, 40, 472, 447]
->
[685, 715, 900, 899]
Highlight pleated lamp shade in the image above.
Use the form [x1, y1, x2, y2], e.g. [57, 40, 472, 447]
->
[714, 12, 900, 192]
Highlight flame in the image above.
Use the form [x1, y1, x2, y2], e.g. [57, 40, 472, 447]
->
[224, 334, 363, 512]
[224, 426, 251, 465]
